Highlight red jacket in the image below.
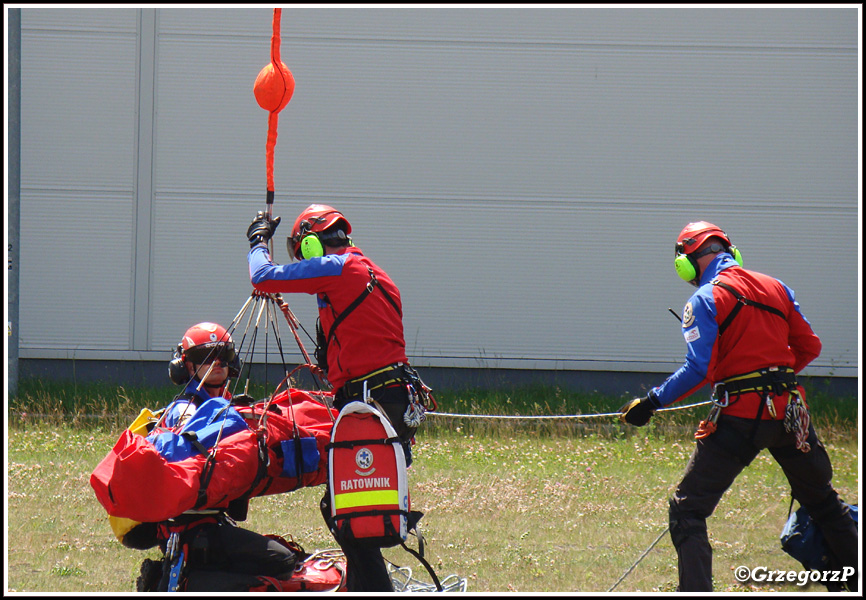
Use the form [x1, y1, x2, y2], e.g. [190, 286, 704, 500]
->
[653, 253, 822, 419]
[249, 245, 407, 391]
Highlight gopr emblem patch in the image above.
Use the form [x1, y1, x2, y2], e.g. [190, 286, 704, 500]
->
[355, 447, 374, 472]
[682, 302, 695, 328]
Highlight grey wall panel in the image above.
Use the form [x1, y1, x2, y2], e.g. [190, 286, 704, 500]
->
[18, 192, 135, 350]
[262, 43, 857, 206]
[17, 7, 859, 379]
[147, 194, 285, 355]
[19, 9, 138, 351]
[152, 40, 266, 195]
[229, 7, 855, 49]
[20, 28, 138, 188]
[18, 7, 139, 32]
[355, 199, 857, 372]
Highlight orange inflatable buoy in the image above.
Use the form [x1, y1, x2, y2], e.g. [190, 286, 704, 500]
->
[254, 61, 294, 113]
[254, 7, 294, 112]
[254, 8, 294, 198]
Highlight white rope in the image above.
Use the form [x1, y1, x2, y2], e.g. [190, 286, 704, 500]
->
[606, 526, 670, 592]
[426, 400, 711, 421]
[15, 400, 711, 423]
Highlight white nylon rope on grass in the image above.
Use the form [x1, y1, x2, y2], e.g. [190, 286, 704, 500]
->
[424, 399, 706, 592]
[606, 525, 671, 592]
[20, 400, 710, 424]
[426, 400, 711, 420]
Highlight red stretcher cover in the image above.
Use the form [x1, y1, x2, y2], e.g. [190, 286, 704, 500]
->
[249, 550, 347, 592]
[90, 389, 336, 523]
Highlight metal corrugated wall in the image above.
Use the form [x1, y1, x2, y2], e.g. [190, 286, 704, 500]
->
[20, 8, 139, 351]
[18, 7, 859, 380]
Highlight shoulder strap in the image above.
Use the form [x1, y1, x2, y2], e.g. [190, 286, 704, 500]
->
[326, 265, 401, 349]
[400, 536, 443, 592]
[712, 279, 787, 336]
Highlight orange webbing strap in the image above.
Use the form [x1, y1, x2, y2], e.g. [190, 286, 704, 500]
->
[694, 404, 721, 440]
[694, 419, 717, 439]
[253, 8, 295, 205]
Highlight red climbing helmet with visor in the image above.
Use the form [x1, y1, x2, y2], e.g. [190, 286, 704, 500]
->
[179, 322, 236, 365]
[168, 322, 240, 385]
[675, 221, 732, 256]
[674, 221, 742, 283]
[289, 204, 352, 261]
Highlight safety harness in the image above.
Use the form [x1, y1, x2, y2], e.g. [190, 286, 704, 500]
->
[695, 279, 810, 452]
[315, 265, 401, 375]
[336, 363, 436, 424]
[337, 363, 410, 401]
[315, 264, 436, 423]
[712, 279, 787, 336]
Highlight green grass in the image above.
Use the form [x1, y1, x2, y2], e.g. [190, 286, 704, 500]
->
[5, 379, 860, 593]
[10, 377, 857, 434]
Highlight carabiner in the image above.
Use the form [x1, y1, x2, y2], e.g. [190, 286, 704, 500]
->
[711, 383, 730, 408]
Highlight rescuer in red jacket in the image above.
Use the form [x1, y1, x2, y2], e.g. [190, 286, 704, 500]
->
[247, 204, 433, 592]
[619, 222, 858, 592]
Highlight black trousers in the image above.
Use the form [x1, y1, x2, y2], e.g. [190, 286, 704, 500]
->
[325, 384, 414, 592]
[181, 521, 297, 592]
[668, 415, 858, 592]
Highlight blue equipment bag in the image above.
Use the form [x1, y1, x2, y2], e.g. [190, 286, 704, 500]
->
[780, 502, 858, 572]
[279, 437, 320, 478]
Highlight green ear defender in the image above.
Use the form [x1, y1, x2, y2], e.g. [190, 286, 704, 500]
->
[293, 225, 350, 261]
[730, 245, 744, 267]
[300, 234, 325, 260]
[674, 253, 698, 282]
[674, 244, 744, 282]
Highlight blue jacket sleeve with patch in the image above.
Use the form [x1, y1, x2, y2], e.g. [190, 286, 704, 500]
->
[650, 257, 731, 407]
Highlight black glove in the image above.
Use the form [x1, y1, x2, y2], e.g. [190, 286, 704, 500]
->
[619, 395, 656, 427]
[247, 211, 281, 248]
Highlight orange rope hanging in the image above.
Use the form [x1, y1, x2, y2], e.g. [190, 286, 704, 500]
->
[253, 8, 295, 214]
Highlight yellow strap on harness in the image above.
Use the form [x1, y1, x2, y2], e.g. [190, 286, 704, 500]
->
[723, 366, 792, 384]
[716, 367, 796, 396]
[347, 365, 403, 388]
[348, 365, 395, 383]
[340, 364, 408, 400]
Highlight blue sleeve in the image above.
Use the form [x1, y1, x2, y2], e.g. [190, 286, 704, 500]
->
[248, 245, 347, 285]
[652, 287, 719, 407]
[777, 278, 811, 324]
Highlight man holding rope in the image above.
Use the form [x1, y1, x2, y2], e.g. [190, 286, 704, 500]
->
[246, 204, 433, 592]
[618, 221, 857, 592]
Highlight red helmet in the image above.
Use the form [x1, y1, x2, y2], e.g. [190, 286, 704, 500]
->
[179, 322, 236, 365]
[675, 221, 731, 256]
[289, 204, 352, 260]
[168, 322, 240, 385]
